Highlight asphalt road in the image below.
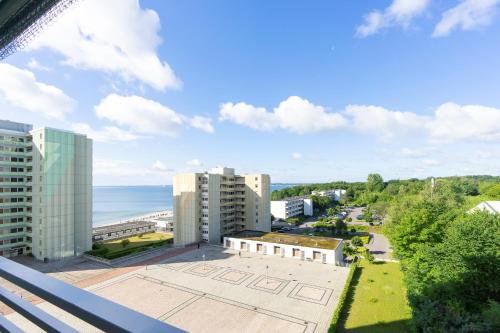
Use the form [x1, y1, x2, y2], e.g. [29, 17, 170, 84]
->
[365, 232, 393, 260]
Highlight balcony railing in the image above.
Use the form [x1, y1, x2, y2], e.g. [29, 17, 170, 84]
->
[0, 256, 184, 332]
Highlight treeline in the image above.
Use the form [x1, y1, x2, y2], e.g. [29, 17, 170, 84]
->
[385, 182, 500, 332]
[272, 174, 500, 331]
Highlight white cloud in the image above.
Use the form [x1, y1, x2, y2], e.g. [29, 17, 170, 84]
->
[152, 160, 173, 172]
[27, 58, 50, 71]
[345, 104, 429, 140]
[356, 0, 430, 37]
[186, 159, 202, 167]
[427, 102, 500, 141]
[433, 0, 500, 37]
[29, 0, 181, 91]
[219, 96, 346, 134]
[219, 102, 278, 131]
[274, 96, 347, 134]
[0, 63, 75, 118]
[71, 123, 139, 142]
[189, 116, 215, 134]
[94, 94, 213, 136]
[292, 152, 302, 160]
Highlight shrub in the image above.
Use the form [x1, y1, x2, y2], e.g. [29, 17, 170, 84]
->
[328, 260, 359, 333]
[121, 239, 130, 247]
[365, 248, 375, 263]
[350, 228, 356, 233]
[346, 217, 352, 222]
[351, 236, 363, 247]
[92, 243, 100, 250]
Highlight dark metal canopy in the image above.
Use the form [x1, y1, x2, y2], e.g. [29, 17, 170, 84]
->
[0, 0, 76, 60]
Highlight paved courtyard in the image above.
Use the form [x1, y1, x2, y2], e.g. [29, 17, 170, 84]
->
[4, 246, 349, 333]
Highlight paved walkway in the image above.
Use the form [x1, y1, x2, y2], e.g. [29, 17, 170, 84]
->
[365, 233, 392, 260]
[0, 245, 196, 315]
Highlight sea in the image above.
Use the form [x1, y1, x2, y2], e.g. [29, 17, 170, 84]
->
[93, 184, 293, 227]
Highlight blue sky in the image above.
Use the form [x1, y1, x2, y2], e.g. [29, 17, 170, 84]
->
[1, 0, 500, 185]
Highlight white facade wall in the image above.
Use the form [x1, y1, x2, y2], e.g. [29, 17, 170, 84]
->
[303, 198, 313, 216]
[271, 197, 312, 219]
[224, 236, 344, 266]
[312, 189, 346, 201]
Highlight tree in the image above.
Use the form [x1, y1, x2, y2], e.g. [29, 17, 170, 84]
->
[405, 211, 500, 331]
[121, 239, 130, 247]
[366, 173, 385, 192]
[326, 207, 335, 216]
[485, 184, 500, 198]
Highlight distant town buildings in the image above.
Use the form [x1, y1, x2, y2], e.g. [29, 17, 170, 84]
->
[311, 189, 346, 201]
[271, 196, 313, 220]
[173, 167, 271, 246]
[0, 120, 92, 260]
[470, 201, 500, 214]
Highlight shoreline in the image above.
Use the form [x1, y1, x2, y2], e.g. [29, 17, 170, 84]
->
[93, 210, 173, 229]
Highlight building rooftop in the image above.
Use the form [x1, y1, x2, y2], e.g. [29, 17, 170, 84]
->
[230, 230, 341, 250]
[472, 201, 500, 214]
[272, 195, 311, 202]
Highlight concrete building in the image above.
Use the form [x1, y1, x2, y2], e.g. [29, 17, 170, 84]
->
[0, 120, 92, 260]
[271, 196, 313, 220]
[173, 167, 271, 246]
[470, 201, 500, 214]
[92, 221, 156, 242]
[312, 189, 346, 201]
[224, 230, 344, 265]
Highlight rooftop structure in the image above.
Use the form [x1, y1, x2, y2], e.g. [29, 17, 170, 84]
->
[230, 230, 341, 250]
[0, 0, 77, 60]
[470, 201, 500, 214]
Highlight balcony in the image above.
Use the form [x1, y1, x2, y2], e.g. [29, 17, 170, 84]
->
[0, 256, 183, 332]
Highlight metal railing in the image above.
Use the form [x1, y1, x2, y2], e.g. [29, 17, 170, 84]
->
[0, 256, 185, 332]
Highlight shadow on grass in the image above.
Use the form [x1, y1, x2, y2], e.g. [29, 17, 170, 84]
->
[338, 319, 411, 333]
[336, 262, 411, 333]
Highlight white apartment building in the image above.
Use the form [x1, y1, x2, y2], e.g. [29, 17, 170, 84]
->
[312, 189, 346, 201]
[0, 120, 92, 260]
[173, 167, 271, 246]
[271, 196, 313, 220]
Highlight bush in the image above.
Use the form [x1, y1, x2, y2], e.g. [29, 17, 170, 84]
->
[350, 228, 356, 233]
[92, 243, 100, 250]
[365, 248, 375, 263]
[351, 236, 363, 247]
[346, 217, 352, 222]
[121, 239, 130, 247]
[86, 247, 109, 256]
[328, 260, 359, 333]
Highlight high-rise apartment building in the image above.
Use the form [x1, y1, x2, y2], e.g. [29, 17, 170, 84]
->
[174, 167, 271, 246]
[0, 120, 92, 260]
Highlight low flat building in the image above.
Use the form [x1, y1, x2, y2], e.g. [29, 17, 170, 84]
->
[470, 201, 500, 214]
[92, 221, 156, 242]
[224, 230, 344, 265]
[311, 189, 346, 201]
[271, 196, 313, 220]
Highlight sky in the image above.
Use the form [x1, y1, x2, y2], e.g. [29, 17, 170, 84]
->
[1, 0, 500, 185]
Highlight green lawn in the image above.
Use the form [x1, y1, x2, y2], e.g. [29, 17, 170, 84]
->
[87, 232, 173, 259]
[101, 232, 173, 253]
[338, 260, 412, 333]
